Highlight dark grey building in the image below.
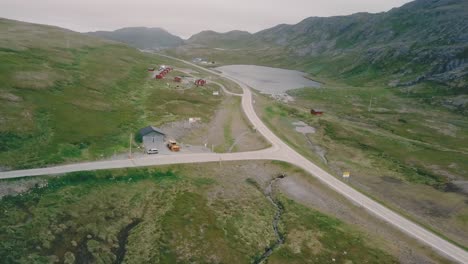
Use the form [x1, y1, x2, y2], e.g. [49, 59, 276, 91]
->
[138, 126, 166, 150]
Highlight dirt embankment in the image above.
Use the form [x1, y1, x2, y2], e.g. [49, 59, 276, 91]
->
[182, 96, 269, 153]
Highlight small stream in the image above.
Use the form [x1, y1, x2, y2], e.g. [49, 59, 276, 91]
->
[113, 218, 142, 264]
[75, 237, 94, 263]
[254, 174, 286, 264]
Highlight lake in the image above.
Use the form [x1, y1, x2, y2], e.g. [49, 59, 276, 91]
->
[215, 65, 320, 95]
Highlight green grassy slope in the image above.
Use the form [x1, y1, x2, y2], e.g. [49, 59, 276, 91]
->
[0, 18, 221, 169]
[0, 164, 396, 263]
[254, 81, 468, 247]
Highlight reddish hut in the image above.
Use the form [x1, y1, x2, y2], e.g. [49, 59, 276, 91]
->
[310, 109, 324, 116]
[195, 79, 206, 86]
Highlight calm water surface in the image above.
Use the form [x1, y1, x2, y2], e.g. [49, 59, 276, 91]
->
[216, 65, 320, 95]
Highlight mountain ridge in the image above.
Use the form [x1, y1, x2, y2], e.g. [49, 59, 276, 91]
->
[185, 0, 468, 90]
[87, 27, 184, 50]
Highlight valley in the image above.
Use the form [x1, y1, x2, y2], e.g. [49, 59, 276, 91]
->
[1, 0, 468, 263]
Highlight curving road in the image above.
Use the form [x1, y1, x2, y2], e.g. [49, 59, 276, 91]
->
[1, 54, 467, 263]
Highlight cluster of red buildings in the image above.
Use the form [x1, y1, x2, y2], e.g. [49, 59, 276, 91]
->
[154, 66, 173, 79]
[151, 66, 207, 87]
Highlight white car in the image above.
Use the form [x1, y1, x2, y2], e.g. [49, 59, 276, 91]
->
[146, 148, 159, 154]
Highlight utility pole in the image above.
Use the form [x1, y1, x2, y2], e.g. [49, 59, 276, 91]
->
[129, 133, 133, 159]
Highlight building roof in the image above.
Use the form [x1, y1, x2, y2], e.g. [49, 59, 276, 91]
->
[138, 126, 166, 137]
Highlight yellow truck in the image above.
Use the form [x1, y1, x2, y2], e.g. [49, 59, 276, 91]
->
[167, 139, 180, 152]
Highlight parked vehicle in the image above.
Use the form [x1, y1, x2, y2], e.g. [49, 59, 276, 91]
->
[146, 148, 159, 154]
[167, 140, 180, 152]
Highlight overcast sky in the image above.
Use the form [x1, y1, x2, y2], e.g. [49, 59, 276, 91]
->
[0, 0, 412, 39]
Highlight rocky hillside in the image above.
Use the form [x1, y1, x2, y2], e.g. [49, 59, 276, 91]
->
[188, 0, 468, 91]
[259, 0, 467, 88]
[88, 27, 184, 50]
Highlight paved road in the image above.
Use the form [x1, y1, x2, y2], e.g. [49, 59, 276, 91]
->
[1, 54, 467, 263]
[210, 80, 243, 97]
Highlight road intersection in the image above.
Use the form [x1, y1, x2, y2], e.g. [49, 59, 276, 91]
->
[0, 54, 467, 263]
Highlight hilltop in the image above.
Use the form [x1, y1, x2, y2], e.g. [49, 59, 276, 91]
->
[88, 27, 184, 50]
[186, 30, 260, 49]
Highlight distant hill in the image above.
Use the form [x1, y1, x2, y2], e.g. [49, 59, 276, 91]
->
[186, 30, 260, 49]
[88, 27, 184, 50]
[185, 0, 468, 91]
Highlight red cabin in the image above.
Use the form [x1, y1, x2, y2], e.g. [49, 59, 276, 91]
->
[155, 67, 173, 80]
[195, 79, 206, 86]
[174, 76, 182, 82]
[311, 109, 324, 116]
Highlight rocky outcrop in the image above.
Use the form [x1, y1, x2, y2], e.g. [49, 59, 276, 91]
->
[188, 0, 468, 89]
[254, 0, 468, 88]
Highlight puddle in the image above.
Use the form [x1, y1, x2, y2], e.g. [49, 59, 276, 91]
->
[293, 121, 316, 134]
[293, 121, 327, 164]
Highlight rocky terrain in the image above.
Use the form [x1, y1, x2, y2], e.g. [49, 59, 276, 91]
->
[255, 0, 468, 88]
[186, 0, 468, 95]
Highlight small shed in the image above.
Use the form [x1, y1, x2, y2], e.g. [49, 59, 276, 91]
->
[155, 74, 163, 79]
[195, 79, 206, 86]
[147, 67, 155, 71]
[311, 109, 324, 116]
[174, 76, 182, 82]
[138, 126, 166, 146]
